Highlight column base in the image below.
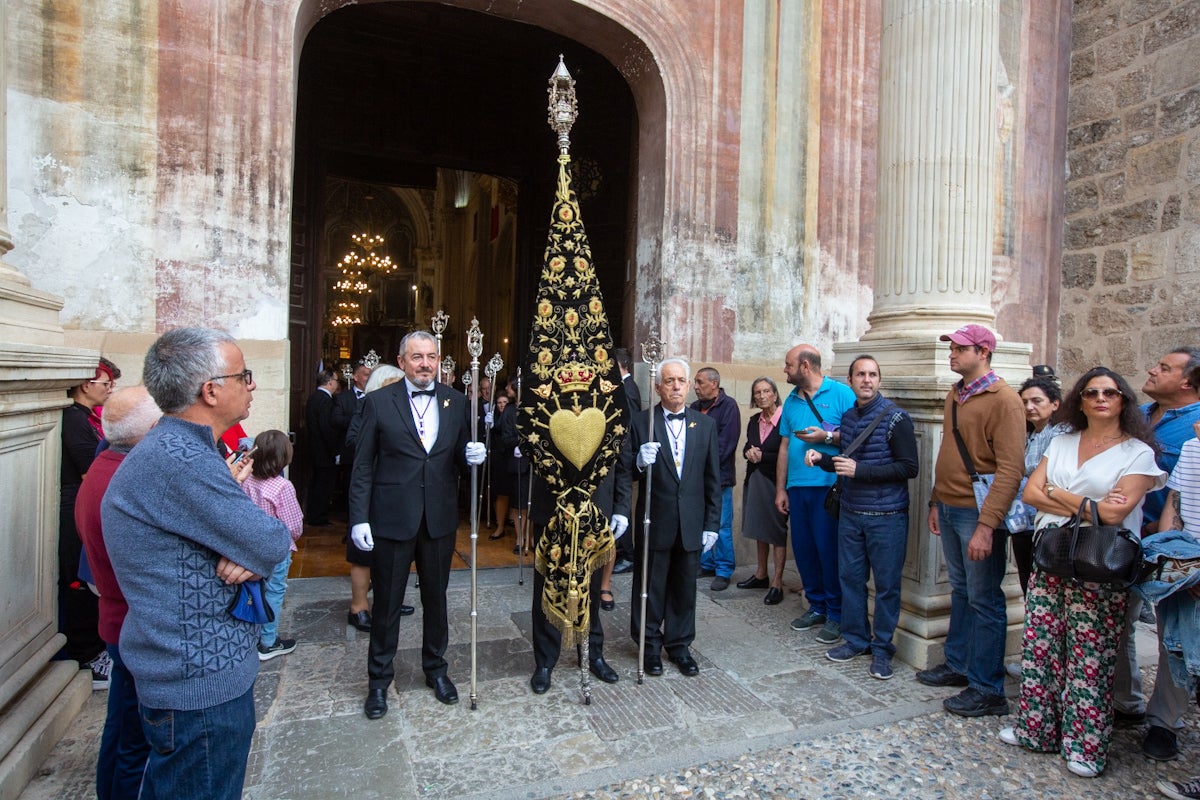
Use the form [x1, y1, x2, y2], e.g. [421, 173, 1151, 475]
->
[0, 657, 91, 799]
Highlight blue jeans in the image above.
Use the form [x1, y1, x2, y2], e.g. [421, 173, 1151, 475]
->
[788, 486, 840, 621]
[97, 644, 149, 800]
[260, 550, 292, 647]
[700, 486, 735, 577]
[938, 503, 1008, 696]
[139, 686, 256, 800]
[839, 510, 908, 657]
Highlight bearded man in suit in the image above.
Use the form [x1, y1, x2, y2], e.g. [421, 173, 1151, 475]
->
[349, 331, 487, 719]
[628, 357, 721, 677]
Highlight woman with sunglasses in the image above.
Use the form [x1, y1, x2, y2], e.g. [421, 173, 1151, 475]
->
[999, 367, 1165, 777]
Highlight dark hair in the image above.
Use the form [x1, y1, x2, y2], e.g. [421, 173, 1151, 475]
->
[1169, 347, 1200, 390]
[797, 349, 822, 371]
[99, 356, 122, 381]
[1060, 367, 1155, 448]
[614, 348, 633, 372]
[315, 367, 338, 387]
[697, 366, 720, 384]
[250, 429, 293, 479]
[1018, 375, 1065, 432]
[846, 354, 880, 380]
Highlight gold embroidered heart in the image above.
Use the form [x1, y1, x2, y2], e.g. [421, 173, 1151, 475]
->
[549, 407, 606, 470]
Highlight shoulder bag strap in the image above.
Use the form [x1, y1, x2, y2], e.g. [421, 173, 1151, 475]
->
[841, 408, 887, 459]
[950, 401, 979, 479]
[801, 390, 824, 425]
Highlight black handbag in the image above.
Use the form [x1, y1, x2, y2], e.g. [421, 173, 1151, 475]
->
[1032, 497, 1142, 588]
[820, 409, 887, 521]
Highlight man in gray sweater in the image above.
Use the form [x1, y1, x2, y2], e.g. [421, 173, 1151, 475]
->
[103, 327, 290, 800]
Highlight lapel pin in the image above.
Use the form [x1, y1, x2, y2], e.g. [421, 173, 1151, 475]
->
[443, 399, 450, 408]
[689, 422, 696, 429]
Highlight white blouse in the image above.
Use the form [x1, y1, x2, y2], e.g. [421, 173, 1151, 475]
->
[1035, 431, 1167, 536]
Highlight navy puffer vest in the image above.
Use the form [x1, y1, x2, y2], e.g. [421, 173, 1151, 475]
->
[839, 394, 909, 513]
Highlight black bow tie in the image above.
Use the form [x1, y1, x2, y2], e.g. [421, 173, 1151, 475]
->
[411, 389, 435, 397]
[667, 413, 686, 421]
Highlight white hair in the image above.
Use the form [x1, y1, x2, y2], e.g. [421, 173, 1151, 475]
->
[364, 364, 404, 393]
[657, 357, 691, 383]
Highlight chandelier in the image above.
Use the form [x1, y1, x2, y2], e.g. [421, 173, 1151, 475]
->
[329, 299, 362, 327]
[341, 232, 397, 275]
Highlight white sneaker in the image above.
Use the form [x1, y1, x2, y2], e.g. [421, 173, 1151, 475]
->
[1004, 662, 1022, 679]
[1067, 760, 1100, 778]
[998, 726, 1020, 746]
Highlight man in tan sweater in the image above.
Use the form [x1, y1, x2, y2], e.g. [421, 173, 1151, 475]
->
[917, 324, 1025, 718]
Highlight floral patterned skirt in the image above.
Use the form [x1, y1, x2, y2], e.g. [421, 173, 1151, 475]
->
[1012, 569, 1127, 772]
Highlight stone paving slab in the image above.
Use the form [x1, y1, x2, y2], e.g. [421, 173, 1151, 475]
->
[19, 568, 1196, 800]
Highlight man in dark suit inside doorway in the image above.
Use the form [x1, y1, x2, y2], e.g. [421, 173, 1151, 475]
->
[629, 357, 720, 677]
[348, 331, 487, 719]
[304, 367, 340, 526]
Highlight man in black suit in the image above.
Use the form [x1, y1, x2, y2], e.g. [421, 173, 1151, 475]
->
[629, 357, 720, 677]
[612, 348, 641, 575]
[528, 439, 632, 694]
[304, 368, 340, 526]
[349, 331, 487, 718]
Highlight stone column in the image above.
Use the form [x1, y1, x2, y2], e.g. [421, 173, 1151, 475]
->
[834, 0, 1030, 669]
[0, 5, 94, 796]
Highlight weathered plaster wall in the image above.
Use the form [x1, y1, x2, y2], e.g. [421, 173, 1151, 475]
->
[1061, 0, 1200, 376]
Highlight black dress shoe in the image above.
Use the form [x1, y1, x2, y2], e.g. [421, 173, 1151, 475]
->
[589, 656, 619, 684]
[347, 610, 372, 632]
[763, 587, 783, 605]
[599, 589, 615, 611]
[530, 667, 552, 694]
[697, 567, 716, 578]
[643, 654, 663, 676]
[669, 652, 700, 676]
[737, 575, 769, 589]
[426, 675, 459, 705]
[400, 605, 415, 616]
[364, 688, 388, 719]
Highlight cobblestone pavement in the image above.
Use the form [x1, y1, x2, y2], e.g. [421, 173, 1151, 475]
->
[21, 569, 1197, 799]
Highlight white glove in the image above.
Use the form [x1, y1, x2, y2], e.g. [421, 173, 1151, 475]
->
[351, 523, 374, 552]
[611, 514, 629, 539]
[513, 446, 523, 459]
[465, 441, 487, 466]
[637, 442, 661, 469]
[701, 531, 718, 553]
[484, 410, 494, 428]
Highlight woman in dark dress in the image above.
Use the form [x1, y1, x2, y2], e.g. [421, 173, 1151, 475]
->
[735, 377, 789, 605]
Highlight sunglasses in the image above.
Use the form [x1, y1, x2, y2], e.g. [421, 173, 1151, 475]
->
[1081, 387, 1123, 400]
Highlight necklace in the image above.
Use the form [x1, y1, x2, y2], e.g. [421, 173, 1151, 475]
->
[411, 393, 435, 440]
[1083, 431, 1125, 450]
[665, 415, 685, 470]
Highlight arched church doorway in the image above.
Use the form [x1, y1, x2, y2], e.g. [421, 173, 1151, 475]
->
[287, 1, 651, 573]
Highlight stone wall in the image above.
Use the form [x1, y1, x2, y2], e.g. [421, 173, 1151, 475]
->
[1061, 0, 1200, 378]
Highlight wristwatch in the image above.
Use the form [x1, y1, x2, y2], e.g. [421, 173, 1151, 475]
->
[1045, 484, 1056, 498]
[824, 431, 833, 445]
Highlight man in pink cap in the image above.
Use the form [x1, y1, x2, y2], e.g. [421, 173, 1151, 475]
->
[917, 324, 1025, 719]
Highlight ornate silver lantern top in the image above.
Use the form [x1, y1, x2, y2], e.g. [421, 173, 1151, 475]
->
[547, 54, 578, 156]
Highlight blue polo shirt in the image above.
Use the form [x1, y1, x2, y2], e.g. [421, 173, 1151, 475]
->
[780, 376, 856, 488]
[1141, 399, 1200, 525]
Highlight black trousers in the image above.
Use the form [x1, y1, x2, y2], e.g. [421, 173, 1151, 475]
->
[629, 531, 698, 658]
[305, 463, 336, 524]
[367, 520, 454, 691]
[531, 526, 605, 669]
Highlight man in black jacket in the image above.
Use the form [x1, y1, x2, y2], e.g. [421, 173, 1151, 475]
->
[348, 332, 487, 718]
[629, 358, 721, 677]
[304, 368, 340, 526]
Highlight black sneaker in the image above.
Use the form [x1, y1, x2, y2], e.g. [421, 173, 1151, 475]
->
[258, 638, 297, 662]
[915, 663, 968, 687]
[943, 686, 1008, 717]
[85, 651, 112, 691]
[1144, 725, 1179, 761]
[1157, 775, 1200, 800]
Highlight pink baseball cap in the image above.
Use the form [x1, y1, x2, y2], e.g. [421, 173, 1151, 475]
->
[939, 324, 996, 352]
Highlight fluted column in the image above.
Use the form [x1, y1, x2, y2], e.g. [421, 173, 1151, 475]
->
[865, 0, 998, 339]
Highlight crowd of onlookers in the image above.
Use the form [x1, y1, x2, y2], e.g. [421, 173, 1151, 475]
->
[56, 325, 1199, 799]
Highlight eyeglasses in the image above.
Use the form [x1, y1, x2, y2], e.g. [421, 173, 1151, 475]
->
[208, 369, 254, 386]
[88, 379, 114, 389]
[1081, 387, 1123, 400]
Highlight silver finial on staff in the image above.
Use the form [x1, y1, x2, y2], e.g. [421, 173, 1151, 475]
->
[636, 332, 665, 685]
[547, 54, 578, 157]
[482, 353, 504, 527]
[513, 366, 529, 585]
[432, 310, 450, 382]
[440, 356, 456, 386]
[466, 317, 484, 710]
